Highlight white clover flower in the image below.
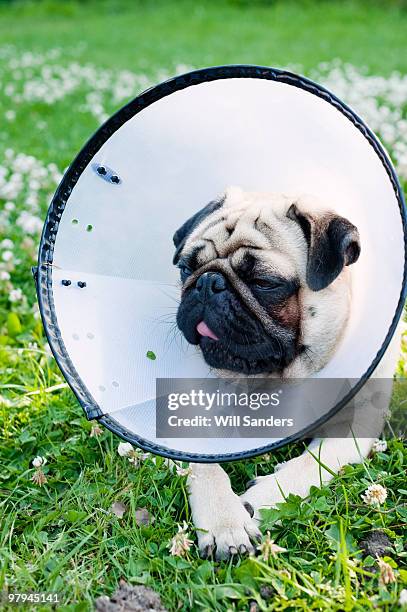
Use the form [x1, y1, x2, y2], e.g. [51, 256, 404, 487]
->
[175, 465, 195, 478]
[5, 110, 16, 121]
[16, 211, 43, 235]
[257, 531, 287, 561]
[90, 424, 103, 437]
[372, 439, 387, 453]
[0, 270, 10, 281]
[26, 194, 39, 209]
[9, 288, 23, 303]
[2, 250, 13, 262]
[168, 521, 193, 557]
[361, 484, 388, 506]
[32, 469, 47, 486]
[117, 442, 134, 457]
[32, 456, 47, 468]
[377, 557, 396, 585]
[399, 589, 407, 606]
[127, 452, 143, 465]
[1, 239, 13, 249]
[117, 442, 146, 465]
[28, 179, 40, 191]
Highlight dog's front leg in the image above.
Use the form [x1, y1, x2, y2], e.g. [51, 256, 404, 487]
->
[240, 328, 401, 518]
[188, 463, 261, 559]
[240, 437, 375, 519]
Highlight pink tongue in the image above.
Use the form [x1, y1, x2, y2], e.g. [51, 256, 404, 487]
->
[196, 321, 219, 341]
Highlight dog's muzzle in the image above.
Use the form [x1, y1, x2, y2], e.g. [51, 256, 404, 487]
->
[182, 258, 290, 340]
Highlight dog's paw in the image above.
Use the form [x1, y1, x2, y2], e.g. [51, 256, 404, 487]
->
[241, 456, 316, 518]
[240, 475, 285, 520]
[193, 493, 261, 560]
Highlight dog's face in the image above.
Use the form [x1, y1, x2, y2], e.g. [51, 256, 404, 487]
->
[173, 188, 360, 377]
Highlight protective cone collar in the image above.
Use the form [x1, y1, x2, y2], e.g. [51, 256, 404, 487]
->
[36, 65, 407, 462]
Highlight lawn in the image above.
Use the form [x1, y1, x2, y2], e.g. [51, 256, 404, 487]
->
[0, 0, 406, 610]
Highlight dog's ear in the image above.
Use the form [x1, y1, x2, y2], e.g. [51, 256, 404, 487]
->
[287, 202, 360, 291]
[173, 197, 224, 264]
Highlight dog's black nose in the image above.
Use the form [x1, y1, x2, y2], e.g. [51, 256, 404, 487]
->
[196, 272, 226, 300]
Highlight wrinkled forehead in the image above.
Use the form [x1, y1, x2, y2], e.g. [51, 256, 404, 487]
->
[182, 192, 306, 276]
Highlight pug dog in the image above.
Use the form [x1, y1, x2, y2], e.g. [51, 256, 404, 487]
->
[172, 187, 401, 560]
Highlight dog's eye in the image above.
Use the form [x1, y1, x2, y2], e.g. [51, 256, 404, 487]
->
[179, 264, 192, 282]
[251, 278, 283, 291]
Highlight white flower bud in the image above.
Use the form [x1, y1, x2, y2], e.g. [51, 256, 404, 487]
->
[117, 442, 134, 457]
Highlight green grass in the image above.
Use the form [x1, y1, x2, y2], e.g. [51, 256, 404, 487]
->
[1, 0, 407, 162]
[1, 383, 406, 611]
[1, 0, 407, 74]
[0, 0, 406, 610]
